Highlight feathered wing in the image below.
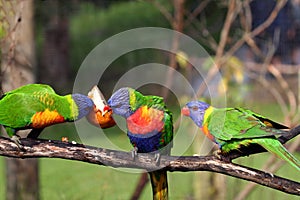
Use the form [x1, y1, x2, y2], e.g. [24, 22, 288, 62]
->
[0, 84, 58, 126]
[236, 107, 289, 129]
[207, 108, 287, 143]
[1, 84, 55, 97]
[0, 93, 45, 128]
[254, 138, 300, 171]
[0, 91, 71, 130]
[0, 85, 56, 137]
[160, 109, 173, 154]
[206, 107, 300, 171]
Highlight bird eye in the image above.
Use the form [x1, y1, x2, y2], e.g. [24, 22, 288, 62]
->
[113, 104, 122, 108]
[191, 106, 198, 111]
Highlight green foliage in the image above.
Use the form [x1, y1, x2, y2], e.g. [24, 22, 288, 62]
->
[70, 1, 170, 70]
[68, 1, 172, 97]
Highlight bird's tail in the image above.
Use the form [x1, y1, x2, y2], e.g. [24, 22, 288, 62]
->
[149, 170, 168, 200]
[254, 138, 300, 171]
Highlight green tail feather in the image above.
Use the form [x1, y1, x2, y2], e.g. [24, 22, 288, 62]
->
[149, 170, 168, 200]
[254, 138, 300, 171]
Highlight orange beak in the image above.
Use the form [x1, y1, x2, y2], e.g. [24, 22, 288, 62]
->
[181, 106, 190, 116]
[86, 105, 116, 129]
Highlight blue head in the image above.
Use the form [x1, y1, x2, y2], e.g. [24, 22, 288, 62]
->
[181, 101, 210, 127]
[108, 87, 133, 118]
[72, 94, 94, 120]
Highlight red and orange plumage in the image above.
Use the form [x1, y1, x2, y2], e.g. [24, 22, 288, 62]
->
[31, 109, 65, 129]
[127, 106, 165, 135]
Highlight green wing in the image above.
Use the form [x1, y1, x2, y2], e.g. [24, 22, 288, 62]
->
[0, 93, 46, 128]
[237, 107, 289, 129]
[0, 84, 57, 129]
[130, 90, 165, 111]
[208, 107, 287, 142]
[2, 84, 55, 97]
[146, 95, 164, 108]
[162, 108, 173, 154]
[147, 95, 173, 153]
[0, 91, 70, 128]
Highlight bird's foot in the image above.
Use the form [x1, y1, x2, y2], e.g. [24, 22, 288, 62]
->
[131, 147, 138, 161]
[213, 150, 231, 162]
[154, 152, 161, 166]
[267, 171, 274, 178]
[11, 135, 25, 150]
[213, 149, 225, 159]
[212, 149, 222, 158]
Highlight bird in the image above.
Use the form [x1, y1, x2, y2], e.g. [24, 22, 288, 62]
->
[86, 85, 116, 129]
[0, 83, 94, 144]
[108, 87, 173, 200]
[182, 101, 300, 171]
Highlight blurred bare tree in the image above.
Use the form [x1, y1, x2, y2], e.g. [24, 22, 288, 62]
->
[0, 1, 39, 200]
[133, 0, 300, 199]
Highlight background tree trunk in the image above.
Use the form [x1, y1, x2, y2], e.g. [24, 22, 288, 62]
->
[38, 0, 71, 93]
[0, 1, 39, 200]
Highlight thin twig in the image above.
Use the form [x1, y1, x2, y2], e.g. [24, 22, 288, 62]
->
[161, 0, 185, 99]
[196, 0, 241, 96]
[222, 0, 288, 68]
[268, 65, 297, 120]
[147, 0, 173, 24]
[184, 0, 210, 27]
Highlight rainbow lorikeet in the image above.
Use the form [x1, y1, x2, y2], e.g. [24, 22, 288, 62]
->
[0, 84, 94, 144]
[182, 101, 300, 171]
[108, 87, 173, 200]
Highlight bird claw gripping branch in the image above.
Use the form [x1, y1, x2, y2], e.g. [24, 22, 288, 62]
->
[11, 135, 24, 150]
[154, 152, 161, 166]
[131, 146, 138, 161]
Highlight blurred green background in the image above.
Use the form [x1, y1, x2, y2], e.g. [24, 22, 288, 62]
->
[1, 0, 300, 199]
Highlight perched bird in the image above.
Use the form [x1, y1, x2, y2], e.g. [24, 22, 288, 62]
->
[108, 87, 173, 200]
[182, 101, 300, 171]
[86, 85, 116, 129]
[0, 84, 94, 143]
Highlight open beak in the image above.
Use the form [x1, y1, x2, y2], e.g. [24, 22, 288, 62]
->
[87, 85, 116, 129]
[86, 105, 116, 129]
[181, 106, 190, 116]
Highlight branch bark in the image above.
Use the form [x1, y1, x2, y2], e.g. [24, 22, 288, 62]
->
[0, 134, 299, 196]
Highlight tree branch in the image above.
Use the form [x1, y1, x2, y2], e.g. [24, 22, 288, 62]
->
[0, 135, 299, 195]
